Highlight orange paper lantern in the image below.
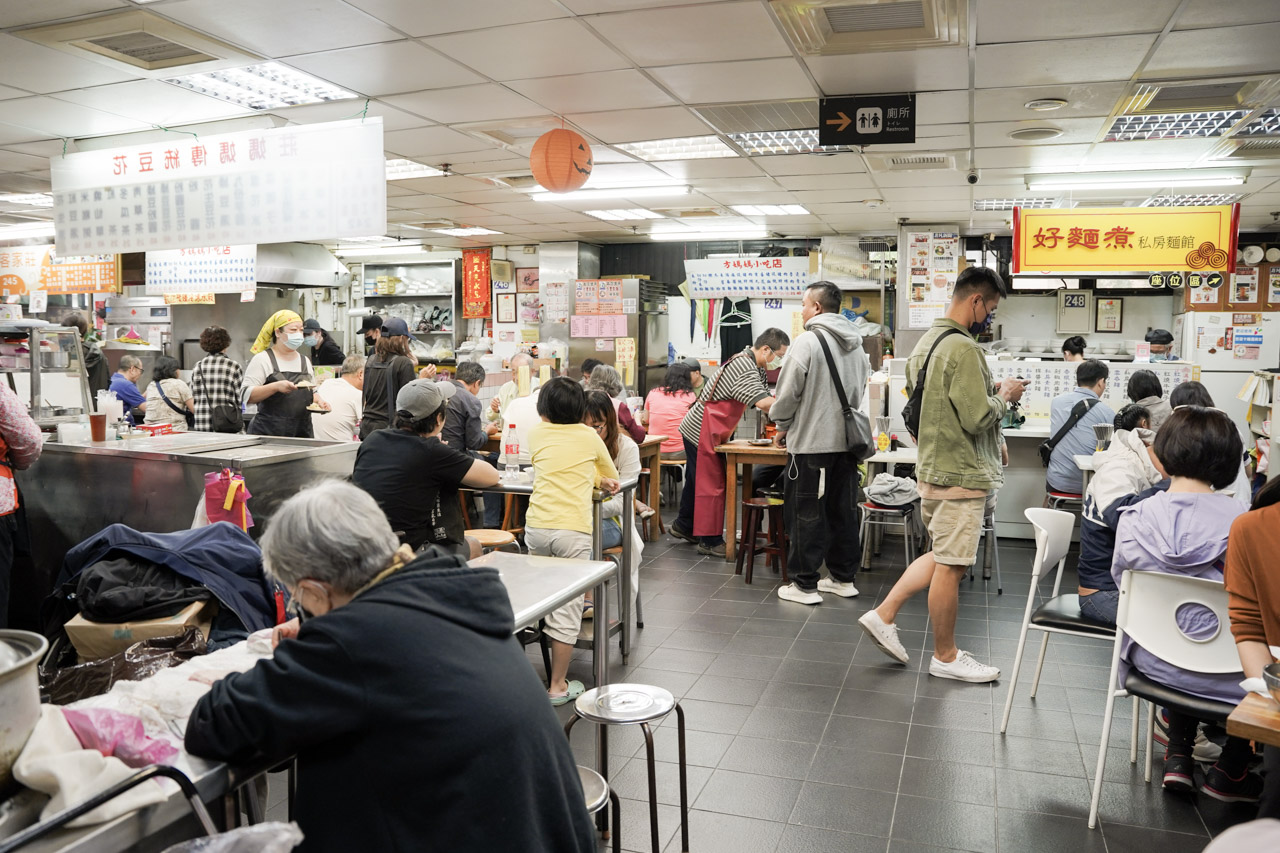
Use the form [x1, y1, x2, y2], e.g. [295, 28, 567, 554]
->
[530, 128, 593, 193]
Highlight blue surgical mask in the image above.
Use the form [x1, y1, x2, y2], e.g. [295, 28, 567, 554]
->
[284, 331, 305, 350]
[303, 335, 318, 348]
[1149, 353, 1169, 362]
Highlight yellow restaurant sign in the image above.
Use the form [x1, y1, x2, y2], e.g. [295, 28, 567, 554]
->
[0, 244, 120, 297]
[1012, 204, 1239, 274]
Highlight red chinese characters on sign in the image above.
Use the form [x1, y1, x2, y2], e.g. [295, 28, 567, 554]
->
[1103, 226, 1134, 249]
[1067, 228, 1099, 249]
[249, 138, 267, 161]
[164, 149, 180, 170]
[462, 247, 492, 319]
[219, 142, 236, 164]
[112, 155, 128, 176]
[1036, 225, 1136, 250]
[191, 145, 208, 168]
[1032, 227, 1062, 249]
[721, 259, 785, 269]
[138, 152, 154, 173]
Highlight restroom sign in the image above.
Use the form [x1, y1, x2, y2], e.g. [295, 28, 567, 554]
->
[820, 94, 916, 146]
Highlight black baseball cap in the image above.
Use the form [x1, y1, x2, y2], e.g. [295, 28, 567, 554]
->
[1144, 329, 1174, 345]
[360, 315, 384, 333]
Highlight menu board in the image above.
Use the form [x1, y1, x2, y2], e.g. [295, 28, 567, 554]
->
[570, 314, 627, 338]
[544, 281, 569, 322]
[615, 336, 636, 362]
[574, 280, 599, 315]
[905, 231, 959, 329]
[987, 359, 1194, 419]
[597, 279, 623, 314]
[145, 244, 256, 294]
[683, 257, 811, 298]
[0, 244, 119, 296]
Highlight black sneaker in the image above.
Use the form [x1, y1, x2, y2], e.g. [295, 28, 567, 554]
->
[697, 542, 727, 558]
[1161, 753, 1196, 793]
[1201, 764, 1264, 803]
[668, 524, 696, 544]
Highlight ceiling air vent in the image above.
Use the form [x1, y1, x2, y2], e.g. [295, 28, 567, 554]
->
[1119, 78, 1280, 116]
[1215, 138, 1280, 161]
[17, 10, 254, 75]
[864, 152, 957, 171]
[771, 0, 966, 55]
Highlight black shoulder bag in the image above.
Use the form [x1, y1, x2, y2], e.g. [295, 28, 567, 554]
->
[901, 328, 964, 441]
[196, 361, 242, 433]
[155, 381, 195, 430]
[1038, 398, 1099, 467]
[811, 328, 875, 461]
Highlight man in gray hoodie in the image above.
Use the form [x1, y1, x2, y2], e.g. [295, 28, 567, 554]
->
[770, 281, 869, 604]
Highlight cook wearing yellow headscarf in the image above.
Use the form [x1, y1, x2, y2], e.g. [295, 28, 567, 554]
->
[250, 310, 303, 354]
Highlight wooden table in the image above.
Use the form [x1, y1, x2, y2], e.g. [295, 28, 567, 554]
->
[1227, 692, 1280, 747]
[637, 434, 665, 533]
[714, 440, 789, 561]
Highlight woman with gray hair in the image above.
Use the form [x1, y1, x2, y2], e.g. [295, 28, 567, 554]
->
[185, 479, 594, 853]
[588, 363, 646, 444]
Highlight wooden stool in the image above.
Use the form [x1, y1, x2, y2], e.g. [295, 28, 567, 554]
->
[465, 528, 520, 554]
[657, 457, 685, 507]
[735, 497, 787, 585]
[636, 467, 664, 541]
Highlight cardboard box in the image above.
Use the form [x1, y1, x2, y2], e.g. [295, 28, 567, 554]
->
[65, 600, 213, 661]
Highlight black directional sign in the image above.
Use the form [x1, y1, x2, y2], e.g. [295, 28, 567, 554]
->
[1205, 272, 1223, 288]
[1167, 272, 1184, 289]
[1149, 273, 1165, 288]
[819, 94, 916, 146]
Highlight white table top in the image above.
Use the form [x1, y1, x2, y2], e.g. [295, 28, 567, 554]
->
[471, 550, 617, 631]
[1002, 421, 1052, 439]
[1074, 453, 1099, 472]
[868, 448, 918, 464]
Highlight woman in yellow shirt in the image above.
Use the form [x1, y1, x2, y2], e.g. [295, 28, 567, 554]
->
[526, 377, 620, 704]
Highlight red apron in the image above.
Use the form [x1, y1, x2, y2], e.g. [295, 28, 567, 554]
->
[692, 352, 755, 537]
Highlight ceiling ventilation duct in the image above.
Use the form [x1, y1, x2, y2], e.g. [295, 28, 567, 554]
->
[770, 0, 966, 55]
[864, 152, 958, 171]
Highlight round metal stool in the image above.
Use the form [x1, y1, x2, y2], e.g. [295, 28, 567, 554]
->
[564, 684, 689, 853]
[577, 766, 621, 853]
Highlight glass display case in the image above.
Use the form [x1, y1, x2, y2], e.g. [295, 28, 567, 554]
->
[0, 324, 93, 426]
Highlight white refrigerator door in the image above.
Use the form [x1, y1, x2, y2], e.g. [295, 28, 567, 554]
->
[1180, 312, 1280, 369]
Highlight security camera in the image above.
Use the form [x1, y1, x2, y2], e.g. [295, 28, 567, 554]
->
[966, 169, 980, 185]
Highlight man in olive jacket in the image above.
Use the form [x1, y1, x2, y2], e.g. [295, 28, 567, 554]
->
[858, 267, 1027, 684]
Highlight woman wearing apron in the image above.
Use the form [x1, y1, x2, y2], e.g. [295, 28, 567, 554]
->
[242, 310, 329, 438]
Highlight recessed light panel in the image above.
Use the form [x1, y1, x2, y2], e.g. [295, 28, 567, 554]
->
[1104, 110, 1251, 142]
[386, 159, 445, 180]
[730, 204, 810, 216]
[1142, 193, 1243, 207]
[164, 61, 358, 110]
[583, 209, 664, 221]
[726, 129, 847, 156]
[431, 227, 502, 236]
[615, 135, 738, 162]
[1237, 108, 1280, 138]
[973, 197, 1058, 211]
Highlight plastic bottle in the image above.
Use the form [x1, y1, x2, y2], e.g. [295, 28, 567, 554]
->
[502, 423, 520, 480]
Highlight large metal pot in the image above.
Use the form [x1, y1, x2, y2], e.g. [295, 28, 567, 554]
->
[0, 630, 48, 791]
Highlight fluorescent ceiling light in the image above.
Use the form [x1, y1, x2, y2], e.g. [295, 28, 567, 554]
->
[431, 227, 502, 236]
[583, 209, 664, 221]
[1104, 110, 1252, 142]
[973, 197, 1058, 211]
[531, 185, 690, 202]
[730, 204, 810, 216]
[333, 244, 427, 258]
[1026, 170, 1247, 191]
[615, 135, 738, 162]
[725, 129, 845, 156]
[336, 236, 403, 245]
[0, 193, 53, 208]
[1237, 108, 1280, 138]
[649, 229, 768, 242]
[386, 158, 445, 180]
[0, 222, 56, 239]
[164, 61, 358, 111]
[1142, 193, 1243, 207]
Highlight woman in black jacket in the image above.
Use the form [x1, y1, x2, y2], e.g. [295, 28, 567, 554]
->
[185, 481, 594, 853]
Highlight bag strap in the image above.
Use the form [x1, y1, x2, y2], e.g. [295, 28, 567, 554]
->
[920, 328, 965, 375]
[702, 351, 749, 404]
[1044, 397, 1099, 453]
[811, 328, 852, 415]
[155, 380, 187, 418]
[385, 357, 397, 424]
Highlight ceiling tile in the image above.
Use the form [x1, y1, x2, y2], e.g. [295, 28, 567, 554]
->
[974, 117, 1106, 147]
[0, 96, 148, 138]
[879, 186, 975, 202]
[0, 173, 51, 193]
[273, 100, 430, 132]
[972, 144, 1091, 169]
[508, 70, 675, 115]
[806, 48, 969, 96]
[436, 189, 525, 204]
[0, 0, 125, 27]
[649, 59, 817, 105]
[1141, 22, 1280, 78]
[976, 35, 1155, 88]
[587, 2, 791, 66]
[345, 0, 567, 36]
[977, 0, 1179, 42]
[1175, 0, 1280, 29]
[1085, 138, 1219, 167]
[775, 174, 875, 192]
[915, 91, 970, 126]
[566, 106, 711, 143]
[383, 126, 494, 158]
[562, 0, 737, 11]
[585, 162, 670, 183]
[160, 0, 403, 58]
[752, 153, 868, 177]
[651, 158, 766, 180]
[426, 19, 629, 81]
[0, 34, 139, 94]
[383, 85, 547, 124]
[0, 123, 49, 147]
[3, 140, 67, 158]
[286, 41, 483, 97]
[0, 149, 50, 172]
[972, 83, 1129, 122]
[54, 80, 252, 126]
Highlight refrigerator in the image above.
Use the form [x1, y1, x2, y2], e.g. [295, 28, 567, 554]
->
[1173, 311, 1280, 440]
[565, 278, 669, 397]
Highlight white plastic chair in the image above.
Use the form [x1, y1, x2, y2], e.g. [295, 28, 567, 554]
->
[1000, 508, 1122, 733]
[1086, 570, 1241, 829]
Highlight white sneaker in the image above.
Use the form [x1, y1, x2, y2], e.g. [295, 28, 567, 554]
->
[929, 650, 1000, 683]
[857, 610, 909, 664]
[817, 578, 859, 598]
[777, 583, 823, 605]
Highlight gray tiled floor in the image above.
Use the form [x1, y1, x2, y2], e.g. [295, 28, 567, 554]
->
[545, 518, 1258, 853]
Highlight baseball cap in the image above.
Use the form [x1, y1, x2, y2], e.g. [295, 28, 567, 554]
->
[382, 317, 410, 337]
[360, 315, 384, 333]
[1144, 328, 1174, 345]
[303, 318, 323, 332]
[396, 379, 456, 419]
[682, 357, 702, 373]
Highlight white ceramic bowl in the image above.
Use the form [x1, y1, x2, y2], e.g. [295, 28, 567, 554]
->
[1098, 342, 1120, 355]
[1028, 340, 1050, 352]
[1005, 337, 1026, 351]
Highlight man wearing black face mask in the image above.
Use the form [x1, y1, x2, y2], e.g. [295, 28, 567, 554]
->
[360, 315, 384, 355]
[858, 267, 1028, 684]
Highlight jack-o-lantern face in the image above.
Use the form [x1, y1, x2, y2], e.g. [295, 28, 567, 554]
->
[530, 128, 593, 193]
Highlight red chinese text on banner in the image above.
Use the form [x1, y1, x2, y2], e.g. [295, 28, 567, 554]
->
[462, 247, 492, 319]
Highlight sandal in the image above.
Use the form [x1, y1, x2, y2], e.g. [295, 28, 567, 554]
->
[550, 679, 585, 706]
[581, 599, 594, 620]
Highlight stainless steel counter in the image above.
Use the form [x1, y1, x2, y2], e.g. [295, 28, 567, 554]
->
[15, 432, 359, 612]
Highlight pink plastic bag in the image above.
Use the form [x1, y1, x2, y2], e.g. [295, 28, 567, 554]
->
[203, 468, 254, 531]
[61, 708, 179, 768]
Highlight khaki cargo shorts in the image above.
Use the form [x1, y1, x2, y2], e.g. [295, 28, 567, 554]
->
[920, 495, 989, 568]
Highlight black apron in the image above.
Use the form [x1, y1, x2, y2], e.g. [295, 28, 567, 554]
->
[248, 349, 314, 438]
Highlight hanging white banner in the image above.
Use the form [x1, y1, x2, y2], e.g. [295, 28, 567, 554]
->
[51, 118, 386, 255]
[145, 245, 257, 295]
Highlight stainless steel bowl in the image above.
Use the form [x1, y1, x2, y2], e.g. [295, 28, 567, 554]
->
[1264, 662, 1280, 705]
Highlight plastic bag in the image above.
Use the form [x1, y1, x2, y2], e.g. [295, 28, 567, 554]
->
[41, 628, 208, 705]
[161, 822, 305, 853]
[61, 708, 178, 768]
[203, 469, 253, 531]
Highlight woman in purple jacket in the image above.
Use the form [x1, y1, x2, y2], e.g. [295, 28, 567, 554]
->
[1111, 406, 1258, 802]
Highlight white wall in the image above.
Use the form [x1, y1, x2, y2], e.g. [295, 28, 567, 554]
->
[994, 291, 1177, 349]
[489, 246, 540, 361]
[667, 296, 803, 367]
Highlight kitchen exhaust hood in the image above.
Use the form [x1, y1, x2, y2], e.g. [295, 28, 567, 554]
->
[257, 242, 351, 288]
